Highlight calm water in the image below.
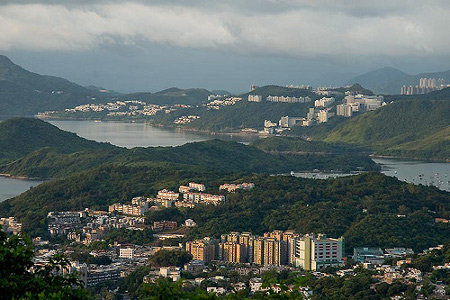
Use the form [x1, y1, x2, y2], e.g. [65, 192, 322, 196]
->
[373, 158, 450, 192]
[0, 177, 43, 202]
[48, 120, 257, 148]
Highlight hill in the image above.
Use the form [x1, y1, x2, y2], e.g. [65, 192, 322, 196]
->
[0, 55, 106, 115]
[246, 85, 315, 99]
[1, 166, 448, 253]
[251, 136, 370, 154]
[0, 118, 115, 163]
[331, 83, 374, 96]
[0, 118, 378, 179]
[120, 87, 211, 105]
[346, 67, 450, 94]
[322, 100, 450, 160]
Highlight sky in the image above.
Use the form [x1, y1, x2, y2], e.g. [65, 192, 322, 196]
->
[2, 0, 450, 93]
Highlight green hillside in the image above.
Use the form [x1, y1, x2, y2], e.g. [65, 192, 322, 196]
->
[251, 136, 369, 154]
[120, 87, 211, 105]
[322, 100, 450, 160]
[0, 55, 106, 115]
[0, 118, 378, 179]
[0, 118, 115, 162]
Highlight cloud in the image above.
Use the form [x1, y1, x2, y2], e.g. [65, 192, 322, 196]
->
[1, 1, 450, 60]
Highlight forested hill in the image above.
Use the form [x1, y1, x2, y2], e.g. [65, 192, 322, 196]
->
[0, 118, 116, 162]
[119, 87, 211, 105]
[322, 100, 450, 161]
[0, 118, 378, 179]
[0, 55, 106, 115]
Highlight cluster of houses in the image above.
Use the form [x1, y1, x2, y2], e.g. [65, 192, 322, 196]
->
[206, 95, 242, 110]
[47, 209, 146, 245]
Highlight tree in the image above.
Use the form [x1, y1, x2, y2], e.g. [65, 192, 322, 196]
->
[0, 228, 89, 299]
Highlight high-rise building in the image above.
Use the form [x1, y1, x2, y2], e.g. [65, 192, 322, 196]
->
[186, 238, 216, 262]
[253, 237, 265, 265]
[407, 85, 414, 95]
[293, 234, 344, 271]
[336, 104, 353, 117]
[239, 232, 254, 262]
[263, 238, 286, 266]
[218, 242, 247, 263]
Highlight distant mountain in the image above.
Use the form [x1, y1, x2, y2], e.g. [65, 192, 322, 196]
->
[322, 99, 450, 160]
[346, 67, 450, 94]
[0, 55, 107, 115]
[120, 87, 211, 105]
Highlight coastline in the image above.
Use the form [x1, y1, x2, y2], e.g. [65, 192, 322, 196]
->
[0, 173, 46, 181]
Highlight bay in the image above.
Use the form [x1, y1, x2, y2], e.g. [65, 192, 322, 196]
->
[48, 120, 257, 148]
[0, 177, 43, 202]
[373, 158, 450, 192]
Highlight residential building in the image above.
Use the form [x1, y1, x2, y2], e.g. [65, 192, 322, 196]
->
[153, 220, 177, 231]
[314, 97, 335, 108]
[159, 267, 181, 282]
[248, 95, 263, 102]
[267, 95, 311, 103]
[189, 182, 206, 192]
[293, 234, 344, 270]
[218, 241, 247, 263]
[336, 104, 353, 117]
[219, 182, 255, 192]
[279, 116, 303, 128]
[157, 189, 179, 201]
[183, 192, 225, 205]
[186, 238, 216, 262]
[120, 247, 135, 259]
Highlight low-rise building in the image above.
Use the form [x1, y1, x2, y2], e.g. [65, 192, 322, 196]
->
[120, 247, 135, 259]
[189, 182, 206, 192]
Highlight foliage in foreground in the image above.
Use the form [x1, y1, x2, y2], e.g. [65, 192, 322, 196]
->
[0, 228, 89, 299]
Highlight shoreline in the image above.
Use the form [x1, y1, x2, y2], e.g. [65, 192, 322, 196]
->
[370, 155, 450, 163]
[0, 173, 45, 181]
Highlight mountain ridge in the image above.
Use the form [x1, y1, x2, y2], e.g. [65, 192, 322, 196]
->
[346, 66, 450, 94]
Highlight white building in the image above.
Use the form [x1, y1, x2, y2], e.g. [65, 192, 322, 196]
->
[293, 234, 344, 271]
[189, 182, 206, 192]
[314, 97, 335, 108]
[159, 267, 181, 282]
[120, 247, 135, 259]
[279, 116, 303, 128]
[248, 95, 263, 102]
[157, 189, 179, 201]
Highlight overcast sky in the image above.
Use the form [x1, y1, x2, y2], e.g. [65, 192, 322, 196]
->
[2, 0, 450, 93]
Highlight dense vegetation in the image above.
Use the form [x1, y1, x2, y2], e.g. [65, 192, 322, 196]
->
[322, 100, 450, 160]
[251, 136, 370, 154]
[0, 117, 116, 163]
[0, 118, 378, 178]
[0, 55, 106, 115]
